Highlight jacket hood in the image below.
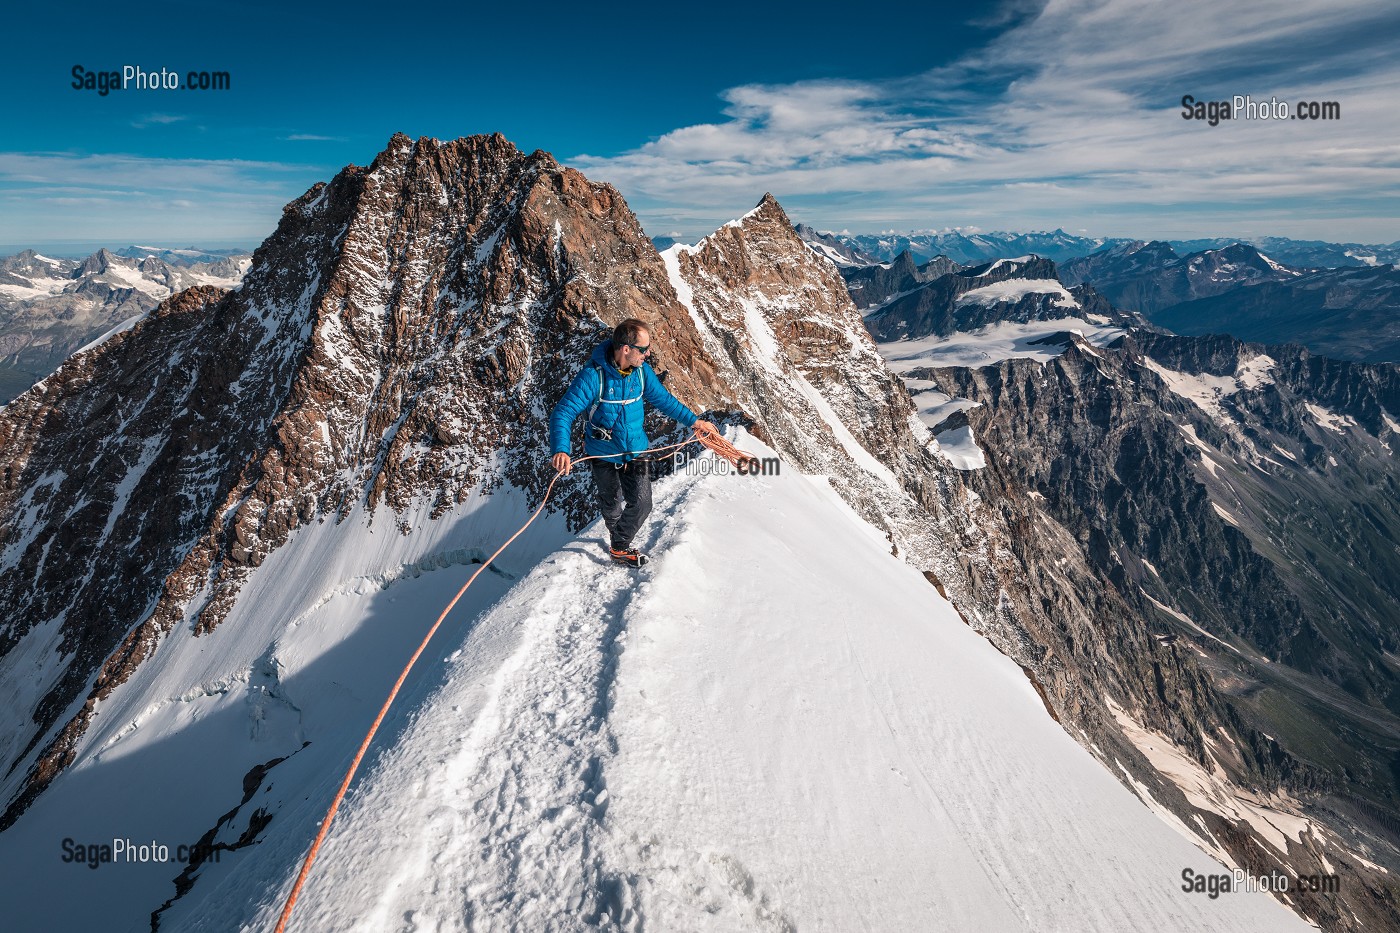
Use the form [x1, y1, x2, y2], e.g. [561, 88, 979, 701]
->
[591, 340, 625, 376]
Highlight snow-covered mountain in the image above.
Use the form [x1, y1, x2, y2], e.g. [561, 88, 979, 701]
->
[876, 299, 1400, 931]
[114, 245, 252, 268]
[791, 222, 880, 266]
[0, 247, 250, 403]
[158, 433, 1307, 932]
[863, 254, 1142, 342]
[1059, 242, 1400, 362]
[0, 134, 1378, 930]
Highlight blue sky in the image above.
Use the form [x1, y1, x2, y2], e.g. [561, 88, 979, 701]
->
[3, 0, 1398, 254]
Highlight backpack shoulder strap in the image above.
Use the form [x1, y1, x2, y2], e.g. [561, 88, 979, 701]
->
[587, 363, 604, 425]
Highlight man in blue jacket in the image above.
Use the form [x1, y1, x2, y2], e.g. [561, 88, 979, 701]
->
[550, 319, 717, 567]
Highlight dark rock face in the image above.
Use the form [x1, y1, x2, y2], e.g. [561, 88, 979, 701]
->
[1059, 240, 1302, 315]
[1150, 265, 1400, 363]
[915, 329, 1400, 931]
[1060, 239, 1179, 288]
[838, 250, 960, 311]
[924, 327, 1400, 715]
[864, 255, 1138, 341]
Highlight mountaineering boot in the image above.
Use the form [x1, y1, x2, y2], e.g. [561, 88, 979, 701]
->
[609, 546, 646, 567]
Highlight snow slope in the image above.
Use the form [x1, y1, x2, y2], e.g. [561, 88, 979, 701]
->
[30, 434, 1303, 932]
[0, 480, 574, 932]
[878, 318, 1124, 372]
[876, 319, 1126, 468]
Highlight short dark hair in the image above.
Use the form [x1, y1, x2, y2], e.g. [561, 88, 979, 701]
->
[613, 318, 650, 347]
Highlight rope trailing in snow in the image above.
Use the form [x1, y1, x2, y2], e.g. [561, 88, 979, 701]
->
[274, 424, 750, 931]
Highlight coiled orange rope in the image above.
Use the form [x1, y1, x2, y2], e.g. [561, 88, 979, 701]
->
[274, 425, 751, 931]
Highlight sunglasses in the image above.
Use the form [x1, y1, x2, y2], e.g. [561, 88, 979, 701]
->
[625, 342, 652, 356]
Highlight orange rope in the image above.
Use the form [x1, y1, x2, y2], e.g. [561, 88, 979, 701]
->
[275, 424, 750, 931]
[693, 428, 754, 468]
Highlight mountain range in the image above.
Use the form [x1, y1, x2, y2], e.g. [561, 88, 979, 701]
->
[859, 245, 1400, 933]
[1152, 265, 1400, 364]
[821, 235, 1400, 366]
[0, 247, 250, 403]
[1059, 241, 1400, 363]
[796, 227, 1124, 265]
[0, 133, 1395, 931]
[1058, 240, 1304, 314]
[797, 226, 1400, 269]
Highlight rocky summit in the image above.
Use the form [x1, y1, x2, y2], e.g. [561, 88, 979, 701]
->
[0, 133, 1396, 930]
[0, 132, 729, 827]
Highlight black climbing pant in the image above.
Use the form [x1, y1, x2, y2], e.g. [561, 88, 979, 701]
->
[590, 459, 652, 549]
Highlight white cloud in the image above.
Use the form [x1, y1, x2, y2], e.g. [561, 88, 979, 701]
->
[571, 0, 1400, 242]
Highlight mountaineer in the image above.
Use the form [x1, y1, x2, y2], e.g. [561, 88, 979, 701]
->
[549, 318, 718, 567]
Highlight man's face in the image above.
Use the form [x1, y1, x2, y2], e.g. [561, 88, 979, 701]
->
[617, 329, 652, 368]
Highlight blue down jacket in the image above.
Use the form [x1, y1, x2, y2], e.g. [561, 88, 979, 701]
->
[549, 341, 696, 463]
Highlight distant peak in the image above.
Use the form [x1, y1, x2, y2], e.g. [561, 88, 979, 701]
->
[1215, 242, 1260, 256]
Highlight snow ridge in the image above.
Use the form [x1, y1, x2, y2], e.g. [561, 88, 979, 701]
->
[178, 440, 1304, 932]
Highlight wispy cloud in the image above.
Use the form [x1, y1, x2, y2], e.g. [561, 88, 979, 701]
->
[572, 0, 1400, 242]
[130, 113, 188, 129]
[0, 151, 316, 193]
[0, 152, 331, 246]
[283, 133, 349, 142]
